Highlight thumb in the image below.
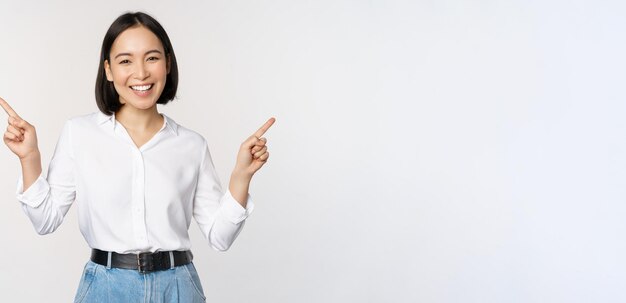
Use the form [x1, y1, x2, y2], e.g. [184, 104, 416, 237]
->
[241, 135, 260, 149]
[11, 116, 31, 130]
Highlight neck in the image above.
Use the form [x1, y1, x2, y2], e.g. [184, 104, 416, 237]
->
[115, 104, 162, 132]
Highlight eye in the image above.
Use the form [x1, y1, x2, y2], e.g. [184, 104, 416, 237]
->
[119, 59, 130, 64]
[147, 56, 160, 61]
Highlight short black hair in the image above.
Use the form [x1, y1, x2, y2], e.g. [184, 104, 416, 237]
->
[95, 12, 178, 115]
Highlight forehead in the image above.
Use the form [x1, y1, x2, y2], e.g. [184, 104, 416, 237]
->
[110, 26, 164, 56]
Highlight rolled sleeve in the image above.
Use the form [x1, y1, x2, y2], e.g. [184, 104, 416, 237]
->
[16, 172, 50, 208]
[220, 190, 255, 225]
[14, 120, 76, 235]
[193, 138, 255, 251]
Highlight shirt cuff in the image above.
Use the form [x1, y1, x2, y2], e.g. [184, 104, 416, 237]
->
[220, 190, 255, 224]
[16, 172, 49, 208]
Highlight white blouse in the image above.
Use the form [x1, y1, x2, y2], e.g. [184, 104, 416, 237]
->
[15, 111, 254, 254]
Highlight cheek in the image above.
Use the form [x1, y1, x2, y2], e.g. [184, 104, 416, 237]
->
[110, 68, 130, 85]
[112, 75, 130, 92]
[152, 63, 168, 81]
[109, 71, 132, 98]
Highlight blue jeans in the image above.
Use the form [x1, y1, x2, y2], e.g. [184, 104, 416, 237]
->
[73, 260, 206, 303]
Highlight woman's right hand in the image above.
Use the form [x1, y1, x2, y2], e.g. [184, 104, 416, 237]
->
[1, 97, 39, 160]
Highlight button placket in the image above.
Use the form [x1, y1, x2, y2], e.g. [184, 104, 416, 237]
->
[112, 116, 168, 249]
[130, 148, 149, 247]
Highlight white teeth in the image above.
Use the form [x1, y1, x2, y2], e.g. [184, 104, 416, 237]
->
[131, 84, 152, 91]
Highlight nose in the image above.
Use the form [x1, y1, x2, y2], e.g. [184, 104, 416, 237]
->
[133, 61, 150, 80]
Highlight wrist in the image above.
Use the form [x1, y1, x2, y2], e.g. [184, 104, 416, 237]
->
[231, 168, 253, 181]
[229, 171, 251, 207]
[19, 150, 41, 163]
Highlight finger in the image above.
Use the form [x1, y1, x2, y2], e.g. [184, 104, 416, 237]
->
[0, 97, 20, 118]
[7, 125, 24, 139]
[253, 146, 268, 158]
[4, 131, 20, 142]
[251, 145, 263, 154]
[7, 123, 24, 134]
[253, 117, 276, 138]
[9, 116, 31, 130]
[254, 137, 267, 147]
[257, 151, 269, 162]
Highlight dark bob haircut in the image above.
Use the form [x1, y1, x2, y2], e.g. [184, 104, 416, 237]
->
[95, 12, 178, 115]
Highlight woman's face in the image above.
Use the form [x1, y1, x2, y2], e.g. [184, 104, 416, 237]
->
[105, 25, 169, 111]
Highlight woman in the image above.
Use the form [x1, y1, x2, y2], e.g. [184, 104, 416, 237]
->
[1, 12, 274, 302]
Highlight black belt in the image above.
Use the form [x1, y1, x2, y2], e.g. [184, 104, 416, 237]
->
[91, 248, 193, 273]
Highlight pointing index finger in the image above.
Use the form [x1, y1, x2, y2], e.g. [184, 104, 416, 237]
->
[254, 117, 276, 138]
[0, 97, 20, 118]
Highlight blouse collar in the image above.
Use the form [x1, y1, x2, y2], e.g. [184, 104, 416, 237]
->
[96, 111, 179, 136]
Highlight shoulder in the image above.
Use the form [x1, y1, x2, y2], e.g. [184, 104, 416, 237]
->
[162, 115, 213, 164]
[52, 112, 101, 134]
[65, 111, 103, 127]
[56, 112, 109, 137]
[162, 113, 208, 147]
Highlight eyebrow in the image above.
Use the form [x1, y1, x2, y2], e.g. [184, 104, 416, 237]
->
[114, 49, 163, 59]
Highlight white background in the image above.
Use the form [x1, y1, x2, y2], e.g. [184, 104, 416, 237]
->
[1, 0, 625, 302]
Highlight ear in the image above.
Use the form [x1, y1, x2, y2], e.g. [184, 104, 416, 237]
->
[104, 60, 113, 82]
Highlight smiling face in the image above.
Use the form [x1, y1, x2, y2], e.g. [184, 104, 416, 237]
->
[104, 25, 170, 111]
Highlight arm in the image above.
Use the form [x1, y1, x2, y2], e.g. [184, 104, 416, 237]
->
[2, 97, 41, 191]
[194, 117, 274, 251]
[229, 172, 251, 208]
[2, 97, 75, 235]
[193, 141, 255, 252]
[15, 120, 76, 235]
[19, 151, 42, 192]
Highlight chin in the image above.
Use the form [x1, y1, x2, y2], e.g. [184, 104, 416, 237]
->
[121, 99, 158, 110]
[135, 102, 158, 110]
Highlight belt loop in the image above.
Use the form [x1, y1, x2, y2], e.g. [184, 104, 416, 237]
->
[106, 251, 112, 269]
[169, 251, 175, 269]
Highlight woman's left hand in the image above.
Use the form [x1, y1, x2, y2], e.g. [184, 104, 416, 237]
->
[234, 117, 275, 177]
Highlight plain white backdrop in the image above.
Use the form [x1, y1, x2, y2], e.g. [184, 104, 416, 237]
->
[1, 0, 625, 302]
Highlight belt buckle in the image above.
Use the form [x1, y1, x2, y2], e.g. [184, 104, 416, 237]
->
[137, 252, 153, 274]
